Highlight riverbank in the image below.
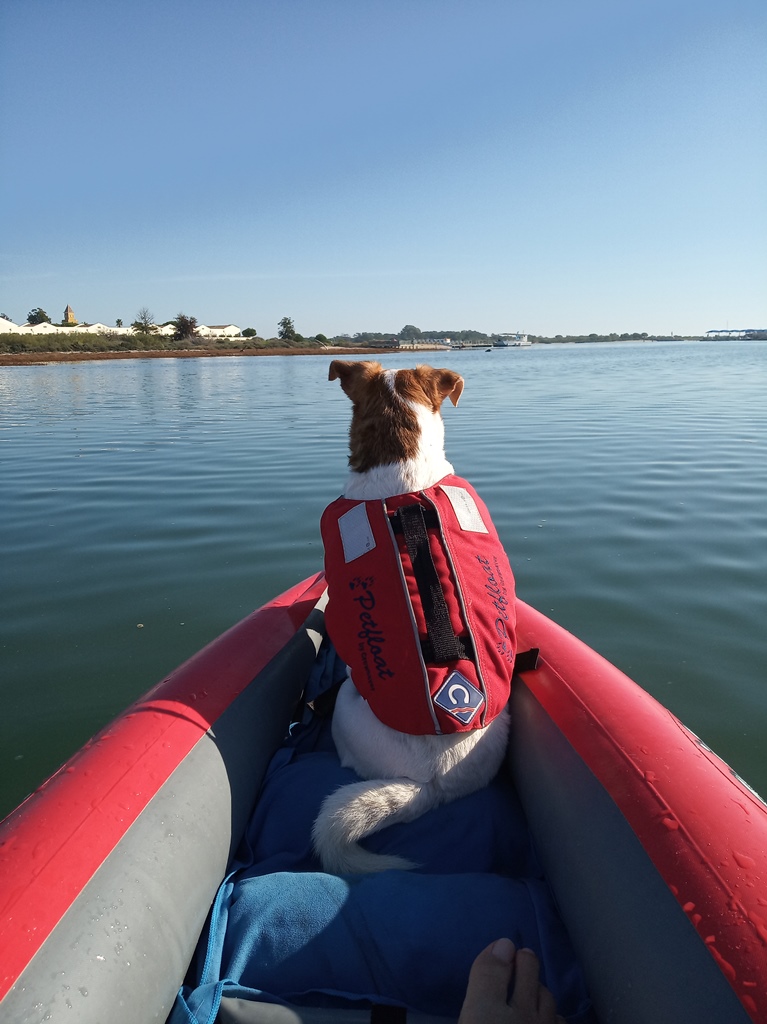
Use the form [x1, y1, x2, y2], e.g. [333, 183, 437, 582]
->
[0, 346, 421, 367]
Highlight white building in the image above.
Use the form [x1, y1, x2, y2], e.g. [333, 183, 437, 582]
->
[197, 324, 242, 339]
[18, 321, 63, 335]
[76, 323, 117, 334]
[398, 337, 451, 349]
[0, 318, 242, 338]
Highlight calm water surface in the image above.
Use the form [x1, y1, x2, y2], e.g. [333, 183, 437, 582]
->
[1, 342, 766, 818]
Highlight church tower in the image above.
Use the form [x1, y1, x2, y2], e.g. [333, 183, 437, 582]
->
[63, 304, 77, 325]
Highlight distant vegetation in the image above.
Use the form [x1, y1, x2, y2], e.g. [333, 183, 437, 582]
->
[0, 332, 278, 355]
[26, 307, 52, 325]
[532, 332, 652, 344]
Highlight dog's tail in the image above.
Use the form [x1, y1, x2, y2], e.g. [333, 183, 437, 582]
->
[312, 777, 438, 874]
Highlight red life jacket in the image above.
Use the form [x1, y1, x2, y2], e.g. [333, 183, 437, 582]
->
[321, 474, 516, 736]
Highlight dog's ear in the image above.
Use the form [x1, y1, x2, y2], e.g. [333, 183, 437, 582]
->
[328, 360, 381, 401]
[436, 369, 464, 407]
[328, 359, 355, 384]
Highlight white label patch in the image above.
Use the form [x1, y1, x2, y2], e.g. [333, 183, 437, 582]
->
[441, 485, 488, 533]
[338, 503, 376, 562]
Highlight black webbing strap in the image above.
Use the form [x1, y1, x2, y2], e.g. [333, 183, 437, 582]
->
[514, 648, 540, 674]
[393, 503, 468, 664]
[370, 1005, 407, 1024]
[389, 507, 440, 534]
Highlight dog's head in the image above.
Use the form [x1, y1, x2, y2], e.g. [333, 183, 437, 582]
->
[328, 360, 464, 474]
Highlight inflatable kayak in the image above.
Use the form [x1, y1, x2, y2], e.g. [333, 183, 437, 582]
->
[1, 573, 765, 1023]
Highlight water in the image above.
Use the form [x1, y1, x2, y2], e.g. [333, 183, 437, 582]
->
[1, 342, 766, 819]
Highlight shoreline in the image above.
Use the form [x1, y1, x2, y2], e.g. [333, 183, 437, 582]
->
[1, 337, 733, 368]
[0, 346, 423, 368]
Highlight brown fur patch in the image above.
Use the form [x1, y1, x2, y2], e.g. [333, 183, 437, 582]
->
[396, 364, 464, 412]
[328, 360, 464, 472]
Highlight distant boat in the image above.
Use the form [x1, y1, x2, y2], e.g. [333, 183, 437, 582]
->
[494, 333, 531, 348]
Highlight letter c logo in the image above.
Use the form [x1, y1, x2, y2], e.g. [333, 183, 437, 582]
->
[448, 683, 471, 706]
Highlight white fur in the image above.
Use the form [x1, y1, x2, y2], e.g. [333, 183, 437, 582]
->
[313, 367, 511, 874]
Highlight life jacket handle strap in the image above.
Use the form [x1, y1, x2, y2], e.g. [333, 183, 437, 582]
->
[392, 503, 466, 664]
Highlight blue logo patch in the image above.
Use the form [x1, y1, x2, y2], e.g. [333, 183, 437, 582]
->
[434, 671, 485, 725]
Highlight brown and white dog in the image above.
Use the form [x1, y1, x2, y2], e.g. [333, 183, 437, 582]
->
[313, 360, 516, 874]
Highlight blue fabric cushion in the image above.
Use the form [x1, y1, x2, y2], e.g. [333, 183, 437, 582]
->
[242, 749, 539, 880]
[171, 643, 594, 1023]
[216, 871, 590, 1019]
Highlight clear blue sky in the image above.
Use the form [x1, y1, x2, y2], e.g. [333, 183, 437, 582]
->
[1, 0, 765, 337]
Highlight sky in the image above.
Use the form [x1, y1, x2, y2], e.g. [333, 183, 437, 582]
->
[1, 0, 765, 338]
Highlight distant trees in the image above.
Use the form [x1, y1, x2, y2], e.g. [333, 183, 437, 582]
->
[116, 318, 123, 328]
[174, 313, 199, 340]
[399, 324, 421, 341]
[278, 317, 296, 341]
[531, 332, 651, 344]
[27, 308, 51, 325]
[242, 327, 258, 338]
[132, 308, 156, 334]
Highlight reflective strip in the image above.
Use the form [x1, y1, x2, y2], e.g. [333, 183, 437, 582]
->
[441, 485, 489, 533]
[338, 502, 376, 562]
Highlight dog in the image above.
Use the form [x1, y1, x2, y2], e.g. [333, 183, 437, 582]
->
[313, 360, 517, 874]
